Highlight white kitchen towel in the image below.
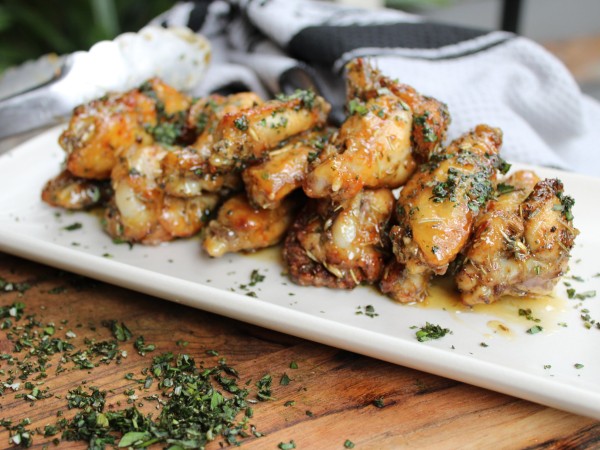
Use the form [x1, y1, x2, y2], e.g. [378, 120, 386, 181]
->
[151, 0, 600, 177]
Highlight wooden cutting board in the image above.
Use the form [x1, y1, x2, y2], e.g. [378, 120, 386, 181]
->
[0, 252, 598, 449]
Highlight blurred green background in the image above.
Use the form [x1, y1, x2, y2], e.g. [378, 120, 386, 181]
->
[0, 0, 176, 73]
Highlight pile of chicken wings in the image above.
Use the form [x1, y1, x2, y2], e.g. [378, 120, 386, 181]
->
[42, 59, 578, 305]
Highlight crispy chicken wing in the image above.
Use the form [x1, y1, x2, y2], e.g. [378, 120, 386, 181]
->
[188, 92, 263, 145]
[161, 93, 261, 198]
[202, 193, 296, 257]
[456, 173, 578, 305]
[345, 58, 450, 160]
[303, 59, 450, 202]
[60, 78, 191, 179]
[242, 127, 334, 209]
[284, 188, 395, 289]
[41, 170, 112, 210]
[104, 144, 218, 245]
[381, 124, 504, 303]
[303, 93, 415, 201]
[208, 90, 330, 171]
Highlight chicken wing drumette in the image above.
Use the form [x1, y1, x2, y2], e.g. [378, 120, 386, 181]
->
[60, 78, 191, 180]
[284, 188, 395, 289]
[456, 172, 578, 305]
[380, 124, 505, 303]
[202, 193, 297, 257]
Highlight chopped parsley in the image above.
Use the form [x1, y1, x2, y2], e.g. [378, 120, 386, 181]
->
[555, 190, 575, 221]
[496, 183, 515, 195]
[526, 325, 544, 334]
[373, 397, 385, 408]
[414, 322, 452, 342]
[234, 115, 249, 131]
[348, 99, 368, 116]
[63, 222, 82, 231]
[344, 439, 356, 448]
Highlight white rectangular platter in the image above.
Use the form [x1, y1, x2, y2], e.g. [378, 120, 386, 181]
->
[1, 127, 599, 419]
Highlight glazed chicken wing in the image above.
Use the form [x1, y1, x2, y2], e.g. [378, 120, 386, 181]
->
[202, 193, 296, 257]
[60, 78, 191, 180]
[104, 144, 218, 245]
[456, 173, 578, 305]
[242, 127, 334, 209]
[284, 188, 395, 289]
[345, 58, 450, 160]
[381, 124, 504, 303]
[303, 59, 450, 202]
[303, 93, 415, 201]
[41, 170, 112, 210]
[161, 93, 262, 198]
[208, 90, 331, 171]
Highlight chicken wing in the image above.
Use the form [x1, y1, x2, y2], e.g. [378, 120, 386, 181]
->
[161, 93, 261, 198]
[104, 144, 219, 244]
[41, 170, 111, 210]
[60, 78, 191, 179]
[345, 58, 450, 160]
[303, 59, 450, 202]
[303, 93, 415, 201]
[456, 173, 578, 305]
[283, 188, 395, 289]
[202, 193, 296, 257]
[381, 124, 504, 303]
[242, 127, 334, 209]
[208, 90, 331, 171]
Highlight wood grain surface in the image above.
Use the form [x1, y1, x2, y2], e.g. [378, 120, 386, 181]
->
[0, 252, 598, 450]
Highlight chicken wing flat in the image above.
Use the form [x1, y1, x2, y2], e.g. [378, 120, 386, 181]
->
[382, 124, 504, 303]
[242, 127, 334, 209]
[208, 90, 331, 171]
[202, 193, 296, 257]
[60, 78, 191, 180]
[41, 170, 112, 210]
[456, 172, 578, 305]
[303, 93, 415, 201]
[345, 58, 450, 160]
[283, 188, 395, 289]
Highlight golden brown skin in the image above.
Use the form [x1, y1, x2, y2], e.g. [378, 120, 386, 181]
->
[456, 173, 578, 305]
[202, 193, 296, 257]
[383, 124, 504, 303]
[160, 93, 261, 198]
[105, 144, 219, 245]
[161, 146, 242, 197]
[188, 92, 263, 144]
[345, 58, 450, 160]
[242, 128, 334, 209]
[41, 170, 111, 210]
[209, 90, 331, 171]
[303, 94, 415, 201]
[60, 78, 191, 180]
[284, 189, 395, 289]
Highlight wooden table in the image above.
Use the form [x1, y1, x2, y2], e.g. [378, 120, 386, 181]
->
[0, 251, 598, 449]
